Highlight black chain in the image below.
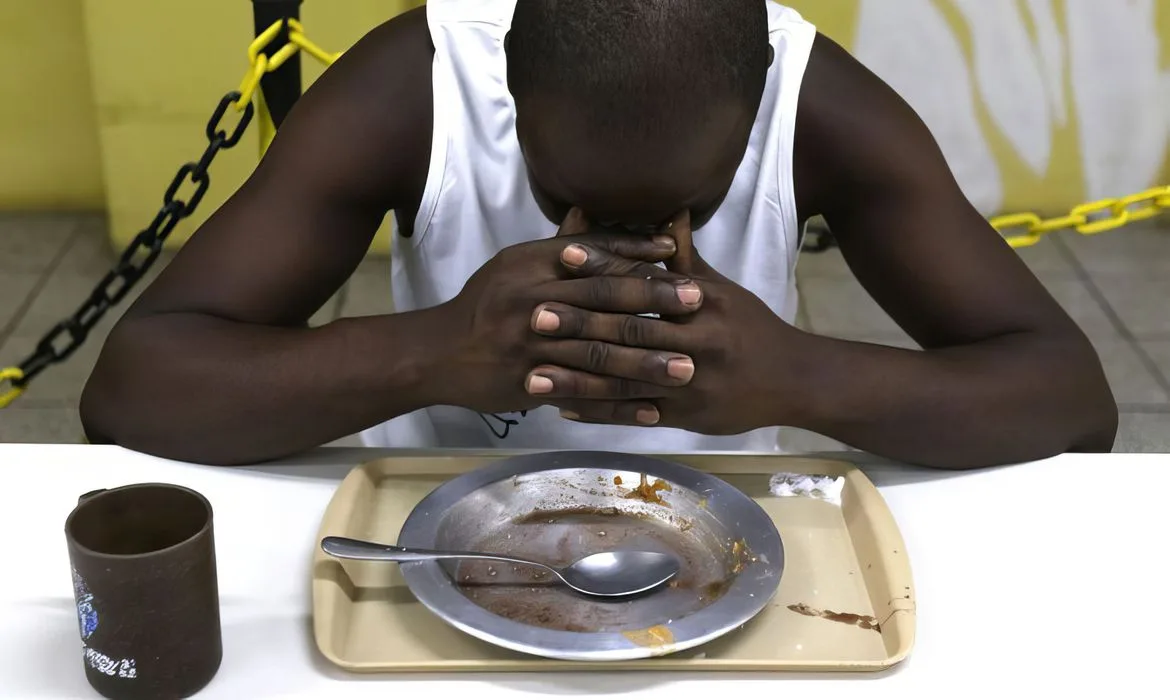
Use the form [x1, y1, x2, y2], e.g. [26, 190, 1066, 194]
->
[7, 92, 254, 390]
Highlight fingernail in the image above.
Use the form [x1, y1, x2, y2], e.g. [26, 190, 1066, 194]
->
[667, 357, 695, 382]
[562, 244, 588, 267]
[534, 308, 560, 332]
[636, 407, 660, 425]
[676, 282, 702, 306]
[652, 235, 676, 250]
[527, 375, 554, 395]
[560, 409, 580, 420]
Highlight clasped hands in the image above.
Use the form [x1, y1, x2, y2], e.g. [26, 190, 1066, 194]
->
[445, 207, 798, 436]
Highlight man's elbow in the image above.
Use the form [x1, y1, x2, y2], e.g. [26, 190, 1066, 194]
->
[1068, 391, 1118, 454]
[78, 324, 145, 448]
[1063, 336, 1119, 454]
[79, 349, 123, 446]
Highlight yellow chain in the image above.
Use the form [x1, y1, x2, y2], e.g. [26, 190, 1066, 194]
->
[233, 19, 342, 112]
[991, 185, 1169, 249]
[0, 367, 25, 409]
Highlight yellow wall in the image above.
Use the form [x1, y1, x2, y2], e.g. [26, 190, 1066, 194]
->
[80, 0, 423, 253]
[1, 1, 1166, 248]
[0, 0, 104, 209]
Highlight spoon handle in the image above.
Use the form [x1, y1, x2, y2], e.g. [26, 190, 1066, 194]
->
[320, 536, 553, 571]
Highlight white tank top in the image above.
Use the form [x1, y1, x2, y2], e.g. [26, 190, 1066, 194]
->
[360, 0, 817, 452]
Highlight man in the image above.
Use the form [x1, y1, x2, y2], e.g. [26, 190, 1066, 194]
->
[80, 0, 1117, 468]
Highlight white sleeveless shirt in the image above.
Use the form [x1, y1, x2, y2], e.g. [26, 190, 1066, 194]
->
[360, 0, 817, 452]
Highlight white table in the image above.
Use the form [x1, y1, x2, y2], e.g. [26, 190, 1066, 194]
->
[2, 444, 1166, 698]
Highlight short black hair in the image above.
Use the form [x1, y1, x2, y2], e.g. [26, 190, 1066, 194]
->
[506, 0, 771, 145]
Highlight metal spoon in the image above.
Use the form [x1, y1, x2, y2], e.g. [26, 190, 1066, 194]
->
[320, 535, 679, 598]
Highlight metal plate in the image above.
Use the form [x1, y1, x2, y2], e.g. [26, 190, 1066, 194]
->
[396, 451, 784, 661]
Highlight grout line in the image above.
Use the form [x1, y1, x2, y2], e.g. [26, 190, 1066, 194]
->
[0, 224, 84, 349]
[1051, 234, 1170, 397]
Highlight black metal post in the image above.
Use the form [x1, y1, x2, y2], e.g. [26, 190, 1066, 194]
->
[251, 0, 304, 129]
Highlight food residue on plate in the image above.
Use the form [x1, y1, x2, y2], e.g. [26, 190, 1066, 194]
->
[626, 473, 672, 505]
[730, 538, 758, 574]
[622, 624, 674, 648]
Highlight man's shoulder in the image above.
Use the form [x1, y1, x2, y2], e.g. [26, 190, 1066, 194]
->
[355, 7, 435, 81]
[271, 6, 438, 219]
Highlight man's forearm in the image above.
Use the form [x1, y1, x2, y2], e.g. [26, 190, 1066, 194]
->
[777, 329, 1118, 469]
[80, 305, 455, 465]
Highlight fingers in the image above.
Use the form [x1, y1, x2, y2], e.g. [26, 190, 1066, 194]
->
[554, 400, 662, 427]
[525, 365, 669, 401]
[555, 207, 678, 263]
[659, 210, 719, 279]
[558, 242, 684, 282]
[663, 210, 695, 275]
[555, 207, 591, 238]
[534, 339, 694, 388]
[531, 302, 688, 351]
[538, 275, 703, 316]
[583, 232, 678, 262]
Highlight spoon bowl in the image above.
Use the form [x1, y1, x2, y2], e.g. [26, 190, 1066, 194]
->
[320, 536, 679, 598]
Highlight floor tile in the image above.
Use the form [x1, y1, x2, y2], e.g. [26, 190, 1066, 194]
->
[0, 213, 77, 274]
[794, 247, 850, 280]
[1010, 236, 1078, 275]
[54, 221, 119, 276]
[339, 262, 394, 318]
[1139, 341, 1170, 385]
[1087, 335, 1170, 406]
[0, 407, 85, 444]
[798, 274, 908, 340]
[1034, 270, 1119, 338]
[1113, 412, 1170, 453]
[1062, 223, 1170, 276]
[1088, 272, 1170, 339]
[0, 273, 42, 337]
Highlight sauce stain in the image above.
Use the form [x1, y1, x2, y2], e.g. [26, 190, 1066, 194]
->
[622, 625, 674, 648]
[787, 603, 882, 633]
[730, 538, 758, 574]
[626, 473, 673, 505]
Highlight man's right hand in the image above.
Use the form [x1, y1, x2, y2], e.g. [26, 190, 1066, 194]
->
[437, 208, 704, 416]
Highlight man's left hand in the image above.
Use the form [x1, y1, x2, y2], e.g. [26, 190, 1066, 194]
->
[525, 211, 804, 434]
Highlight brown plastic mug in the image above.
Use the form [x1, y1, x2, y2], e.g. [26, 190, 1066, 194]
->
[65, 483, 222, 699]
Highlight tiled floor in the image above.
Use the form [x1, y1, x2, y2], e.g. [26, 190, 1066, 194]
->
[0, 212, 1167, 452]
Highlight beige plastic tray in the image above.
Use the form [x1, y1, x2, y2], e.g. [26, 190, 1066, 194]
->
[311, 453, 915, 673]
